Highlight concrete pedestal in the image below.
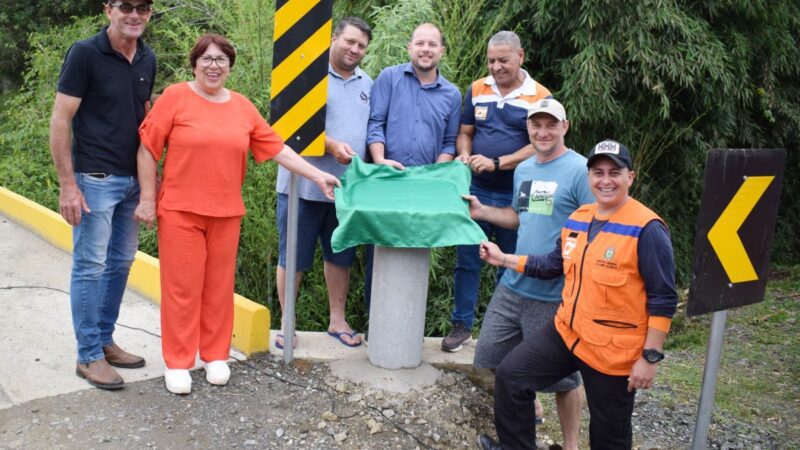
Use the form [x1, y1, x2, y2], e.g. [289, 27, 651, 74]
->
[367, 246, 430, 369]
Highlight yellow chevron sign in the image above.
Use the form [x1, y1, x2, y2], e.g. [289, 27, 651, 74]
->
[269, 0, 332, 156]
[707, 176, 774, 283]
[687, 148, 785, 316]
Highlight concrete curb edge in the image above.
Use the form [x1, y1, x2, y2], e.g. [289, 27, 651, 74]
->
[0, 186, 270, 356]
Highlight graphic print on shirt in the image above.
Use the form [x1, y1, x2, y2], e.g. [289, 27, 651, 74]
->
[517, 180, 558, 215]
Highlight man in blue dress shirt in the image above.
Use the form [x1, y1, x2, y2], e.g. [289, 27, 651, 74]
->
[366, 23, 461, 169]
[362, 23, 462, 308]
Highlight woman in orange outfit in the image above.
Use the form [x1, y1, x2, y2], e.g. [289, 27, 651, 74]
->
[133, 34, 339, 395]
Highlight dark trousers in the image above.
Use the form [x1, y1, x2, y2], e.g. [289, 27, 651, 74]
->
[494, 320, 636, 450]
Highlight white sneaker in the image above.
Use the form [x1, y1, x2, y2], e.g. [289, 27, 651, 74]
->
[164, 369, 192, 394]
[203, 360, 230, 386]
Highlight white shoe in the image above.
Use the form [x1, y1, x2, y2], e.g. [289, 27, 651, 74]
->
[203, 360, 230, 386]
[164, 369, 192, 394]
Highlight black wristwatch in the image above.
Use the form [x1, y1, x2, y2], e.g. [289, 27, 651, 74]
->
[642, 348, 665, 364]
[492, 157, 500, 171]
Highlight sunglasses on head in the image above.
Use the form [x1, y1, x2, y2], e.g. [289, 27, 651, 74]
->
[109, 3, 152, 15]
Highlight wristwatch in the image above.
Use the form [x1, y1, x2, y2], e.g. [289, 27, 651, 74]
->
[642, 348, 665, 364]
[492, 157, 500, 171]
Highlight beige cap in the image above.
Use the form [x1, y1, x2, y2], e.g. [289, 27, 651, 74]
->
[527, 98, 567, 121]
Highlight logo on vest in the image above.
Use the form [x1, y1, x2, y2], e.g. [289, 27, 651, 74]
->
[563, 237, 578, 258]
[475, 106, 488, 121]
[597, 247, 619, 269]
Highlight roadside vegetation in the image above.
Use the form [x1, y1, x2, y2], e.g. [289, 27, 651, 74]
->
[1, 0, 798, 445]
[667, 267, 799, 424]
[672, 268, 799, 442]
[1, 2, 797, 334]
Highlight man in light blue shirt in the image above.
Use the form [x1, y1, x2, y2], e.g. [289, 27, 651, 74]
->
[367, 23, 461, 169]
[275, 17, 373, 349]
[466, 99, 593, 450]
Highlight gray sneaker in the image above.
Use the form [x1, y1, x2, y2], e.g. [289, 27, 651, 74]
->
[441, 323, 471, 352]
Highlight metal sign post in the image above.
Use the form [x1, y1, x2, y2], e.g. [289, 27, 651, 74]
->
[282, 174, 300, 362]
[269, 0, 333, 363]
[691, 309, 727, 450]
[688, 148, 785, 448]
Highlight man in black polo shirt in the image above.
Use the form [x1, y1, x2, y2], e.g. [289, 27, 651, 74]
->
[49, 0, 156, 390]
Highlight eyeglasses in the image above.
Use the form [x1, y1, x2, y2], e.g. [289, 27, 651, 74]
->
[198, 55, 231, 68]
[109, 3, 152, 15]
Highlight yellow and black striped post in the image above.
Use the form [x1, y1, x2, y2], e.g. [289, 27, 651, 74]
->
[270, 0, 333, 363]
[269, 0, 333, 156]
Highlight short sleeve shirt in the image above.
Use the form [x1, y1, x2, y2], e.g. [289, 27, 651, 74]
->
[460, 70, 551, 192]
[56, 26, 156, 176]
[501, 149, 595, 301]
[276, 65, 373, 202]
[139, 82, 284, 217]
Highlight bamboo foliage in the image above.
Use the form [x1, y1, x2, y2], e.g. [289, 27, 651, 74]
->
[1, 0, 798, 335]
[360, 0, 438, 78]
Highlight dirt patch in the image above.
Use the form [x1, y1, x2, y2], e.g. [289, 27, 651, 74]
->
[0, 352, 783, 449]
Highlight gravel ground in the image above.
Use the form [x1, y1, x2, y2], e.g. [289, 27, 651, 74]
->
[0, 353, 783, 449]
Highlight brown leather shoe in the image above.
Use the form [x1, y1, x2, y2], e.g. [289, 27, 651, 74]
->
[75, 359, 124, 390]
[103, 343, 146, 368]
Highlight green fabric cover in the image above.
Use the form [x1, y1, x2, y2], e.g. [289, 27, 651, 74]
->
[331, 157, 487, 252]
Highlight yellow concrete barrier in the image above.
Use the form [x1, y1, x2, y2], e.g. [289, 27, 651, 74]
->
[0, 186, 271, 355]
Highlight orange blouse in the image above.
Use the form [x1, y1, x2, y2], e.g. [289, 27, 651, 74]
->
[139, 82, 283, 217]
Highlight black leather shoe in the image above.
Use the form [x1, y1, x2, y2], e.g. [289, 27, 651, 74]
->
[476, 434, 502, 450]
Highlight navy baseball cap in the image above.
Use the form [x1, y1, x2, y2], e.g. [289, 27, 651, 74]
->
[586, 140, 633, 170]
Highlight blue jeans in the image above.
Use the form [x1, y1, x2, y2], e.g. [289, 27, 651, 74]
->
[452, 184, 516, 330]
[70, 173, 140, 364]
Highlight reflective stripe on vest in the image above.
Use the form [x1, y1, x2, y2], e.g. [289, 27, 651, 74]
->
[555, 198, 663, 376]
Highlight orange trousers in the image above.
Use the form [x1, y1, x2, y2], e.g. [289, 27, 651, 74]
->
[157, 209, 242, 369]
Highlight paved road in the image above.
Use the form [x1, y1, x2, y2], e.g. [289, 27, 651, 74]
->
[0, 213, 166, 409]
[0, 212, 486, 450]
[0, 212, 472, 409]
